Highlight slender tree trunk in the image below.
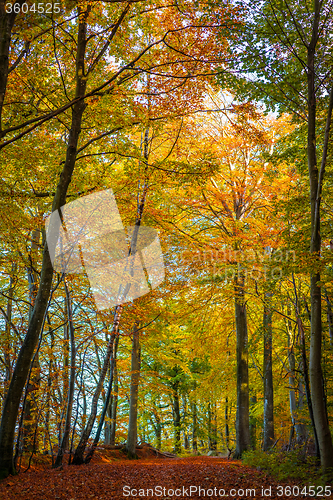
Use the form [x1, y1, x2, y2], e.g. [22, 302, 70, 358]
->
[211, 402, 217, 451]
[192, 401, 197, 451]
[22, 353, 40, 453]
[110, 360, 118, 446]
[289, 288, 311, 446]
[3, 262, 16, 398]
[234, 271, 250, 458]
[307, 3, 333, 470]
[287, 323, 298, 448]
[105, 334, 119, 445]
[249, 393, 257, 450]
[298, 317, 319, 455]
[62, 297, 69, 443]
[325, 290, 333, 347]
[152, 407, 162, 450]
[225, 397, 229, 450]
[43, 322, 54, 454]
[54, 280, 76, 468]
[126, 323, 141, 458]
[172, 379, 181, 454]
[104, 403, 111, 445]
[263, 299, 274, 451]
[23, 229, 41, 453]
[182, 396, 189, 450]
[296, 379, 307, 445]
[0, 6, 90, 478]
[208, 402, 212, 450]
[0, 1, 22, 133]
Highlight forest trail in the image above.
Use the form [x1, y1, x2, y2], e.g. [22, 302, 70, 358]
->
[0, 456, 301, 500]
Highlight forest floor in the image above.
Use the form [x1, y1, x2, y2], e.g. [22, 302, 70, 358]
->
[0, 447, 323, 500]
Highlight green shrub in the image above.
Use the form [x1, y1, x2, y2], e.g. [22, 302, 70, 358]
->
[242, 448, 320, 483]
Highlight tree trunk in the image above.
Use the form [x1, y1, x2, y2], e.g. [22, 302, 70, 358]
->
[0, 2, 22, 133]
[126, 323, 141, 458]
[151, 407, 162, 450]
[234, 272, 250, 458]
[263, 299, 274, 451]
[110, 360, 119, 446]
[0, 5, 90, 479]
[211, 402, 217, 451]
[208, 402, 211, 450]
[62, 297, 69, 443]
[249, 392, 257, 450]
[298, 317, 319, 455]
[172, 378, 181, 454]
[182, 396, 189, 450]
[22, 354, 40, 453]
[225, 397, 229, 450]
[3, 262, 16, 398]
[43, 320, 54, 455]
[325, 290, 333, 347]
[307, 3, 333, 470]
[22, 229, 41, 453]
[287, 325, 300, 447]
[192, 401, 197, 451]
[54, 280, 76, 468]
[105, 334, 119, 445]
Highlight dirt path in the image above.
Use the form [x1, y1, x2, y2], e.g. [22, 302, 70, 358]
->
[0, 456, 313, 500]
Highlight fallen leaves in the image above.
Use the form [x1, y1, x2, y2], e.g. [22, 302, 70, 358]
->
[0, 456, 304, 500]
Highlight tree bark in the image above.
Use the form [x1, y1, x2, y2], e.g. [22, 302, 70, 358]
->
[182, 396, 189, 450]
[3, 262, 16, 397]
[61, 296, 69, 444]
[192, 401, 197, 451]
[249, 392, 257, 450]
[54, 280, 76, 468]
[234, 272, 250, 458]
[299, 317, 319, 455]
[325, 290, 333, 347]
[0, 1, 23, 133]
[110, 360, 119, 446]
[263, 299, 274, 451]
[22, 229, 41, 453]
[211, 402, 217, 451]
[172, 377, 181, 454]
[126, 323, 141, 458]
[151, 406, 162, 450]
[225, 397, 229, 450]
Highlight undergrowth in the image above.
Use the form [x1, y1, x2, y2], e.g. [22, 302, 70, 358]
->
[242, 448, 331, 485]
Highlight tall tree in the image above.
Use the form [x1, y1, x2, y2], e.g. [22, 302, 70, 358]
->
[227, 0, 333, 470]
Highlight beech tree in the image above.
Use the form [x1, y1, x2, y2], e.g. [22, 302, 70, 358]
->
[226, 0, 333, 471]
